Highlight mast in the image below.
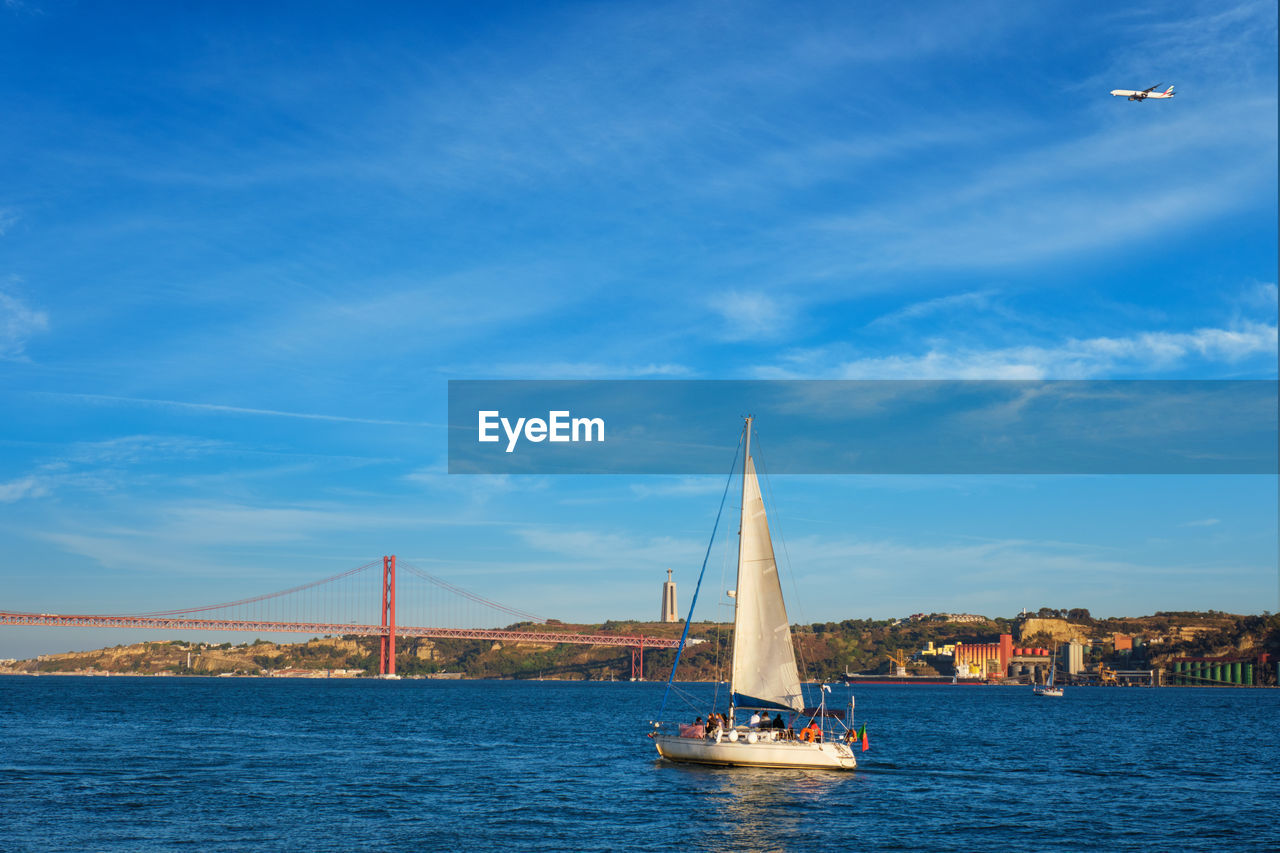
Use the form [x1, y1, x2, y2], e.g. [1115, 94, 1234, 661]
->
[729, 416, 751, 720]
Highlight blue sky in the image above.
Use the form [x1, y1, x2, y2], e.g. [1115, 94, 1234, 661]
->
[1, 0, 1276, 657]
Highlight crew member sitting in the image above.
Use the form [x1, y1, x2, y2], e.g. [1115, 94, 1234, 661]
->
[678, 716, 706, 738]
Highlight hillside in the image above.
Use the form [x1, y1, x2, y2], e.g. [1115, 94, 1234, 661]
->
[3, 611, 1276, 681]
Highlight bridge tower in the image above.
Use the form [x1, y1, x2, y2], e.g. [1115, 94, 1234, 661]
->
[631, 637, 644, 681]
[380, 555, 397, 676]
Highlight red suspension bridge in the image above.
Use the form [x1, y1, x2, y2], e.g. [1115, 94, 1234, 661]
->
[0, 556, 677, 679]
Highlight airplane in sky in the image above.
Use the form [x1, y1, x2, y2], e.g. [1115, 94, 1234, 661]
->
[1110, 84, 1175, 101]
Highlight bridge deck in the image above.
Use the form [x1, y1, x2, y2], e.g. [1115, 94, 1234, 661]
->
[0, 612, 680, 649]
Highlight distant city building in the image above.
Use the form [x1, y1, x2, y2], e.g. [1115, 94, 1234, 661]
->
[918, 640, 957, 659]
[904, 612, 988, 624]
[1113, 633, 1133, 652]
[660, 569, 678, 623]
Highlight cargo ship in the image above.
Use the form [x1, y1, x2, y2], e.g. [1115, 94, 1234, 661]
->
[841, 672, 984, 685]
[843, 652, 986, 685]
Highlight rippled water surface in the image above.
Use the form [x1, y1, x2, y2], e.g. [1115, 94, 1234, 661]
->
[2, 677, 1277, 852]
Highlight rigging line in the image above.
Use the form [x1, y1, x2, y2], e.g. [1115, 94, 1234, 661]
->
[136, 559, 383, 617]
[657, 431, 742, 722]
[752, 429, 813, 684]
[664, 681, 710, 715]
[711, 501, 735, 713]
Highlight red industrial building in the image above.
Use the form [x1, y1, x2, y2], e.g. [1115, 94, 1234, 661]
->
[954, 633, 1053, 681]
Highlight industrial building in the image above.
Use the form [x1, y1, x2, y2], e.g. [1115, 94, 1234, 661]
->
[953, 634, 1056, 681]
[1170, 654, 1271, 686]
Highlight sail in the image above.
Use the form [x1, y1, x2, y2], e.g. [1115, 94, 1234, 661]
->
[730, 454, 804, 712]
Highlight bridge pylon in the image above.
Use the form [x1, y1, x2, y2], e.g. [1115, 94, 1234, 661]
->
[380, 555, 396, 676]
[631, 636, 644, 681]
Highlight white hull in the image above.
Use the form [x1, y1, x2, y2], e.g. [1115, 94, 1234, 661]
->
[654, 734, 856, 771]
[1033, 687, 1063, 696]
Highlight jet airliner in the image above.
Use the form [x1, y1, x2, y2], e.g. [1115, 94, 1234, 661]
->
[1110, 84, 1175, 101]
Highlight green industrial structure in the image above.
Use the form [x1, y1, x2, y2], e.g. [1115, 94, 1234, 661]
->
[1171, 657, 1266, 686]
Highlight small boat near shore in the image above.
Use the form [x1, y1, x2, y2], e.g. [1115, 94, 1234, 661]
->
[1033, 646, 1064, 697]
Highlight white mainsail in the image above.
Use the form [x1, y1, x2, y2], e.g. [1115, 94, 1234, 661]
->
[651, 417, 857, 771]
[730, 433, 804, 712]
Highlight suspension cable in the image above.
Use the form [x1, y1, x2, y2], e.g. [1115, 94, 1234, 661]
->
[398, 562, 547, 624]
[137, 559, 382, 617]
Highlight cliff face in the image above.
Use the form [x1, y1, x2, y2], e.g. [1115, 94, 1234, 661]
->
[1017, 618, 1090, 645]
[3, 612, 1272, 680]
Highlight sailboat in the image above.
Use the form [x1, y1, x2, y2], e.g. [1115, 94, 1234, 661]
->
[1033, 646, 1064, 697]
[651, 417, 858, 770]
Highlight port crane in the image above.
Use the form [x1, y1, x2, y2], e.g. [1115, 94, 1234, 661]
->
[888, 650, 907, 677]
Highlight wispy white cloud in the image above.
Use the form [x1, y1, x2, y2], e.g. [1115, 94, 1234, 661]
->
[1235, 282, 1278, 312]
[455, 361, 691, 379]
[514, 526, 703, 571]
[0, 436, 229, 505]
[795, 91, 1275, 274]
[867, 289, 1000, 328]
[0, 434, 396, 508]
[693, 118, 1025, 202]
[0, 287, 48, 360]
[36, 392, 442, 427]
[1182, 518, 1220, 527]
[1117, 1, 1277, 86]
[403, 467, 553, 504]
[708, 290, 798, 342]
[629, 477, 728, 499]
[0, 475, 48, 503]
[757, 320, 1278, 379]
[31, 498, 515, 575]
[779, 530, 1270, 620]
[58, 434, 229, 466]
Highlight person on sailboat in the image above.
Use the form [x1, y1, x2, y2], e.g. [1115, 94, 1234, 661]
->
[748, 711, 762, 729]
[771, 713, 787, 731]
[679, 717, 706, 738]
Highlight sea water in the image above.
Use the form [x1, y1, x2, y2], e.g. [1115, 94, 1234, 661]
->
[1, 676, 1276, 852]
